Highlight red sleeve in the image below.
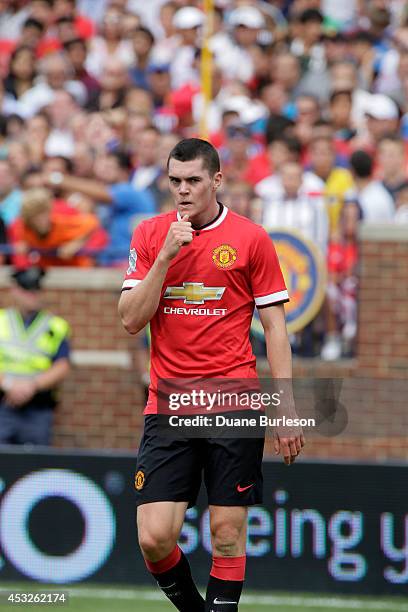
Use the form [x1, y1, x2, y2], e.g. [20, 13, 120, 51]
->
[8, 220, 31, 268]
[122, 222, 151, 290]
[250, 227, 289, 308]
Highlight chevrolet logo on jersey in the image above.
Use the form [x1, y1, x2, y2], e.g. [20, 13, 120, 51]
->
[164, 283, 225, 305]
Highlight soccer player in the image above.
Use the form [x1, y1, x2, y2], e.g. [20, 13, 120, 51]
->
[119, 139, 304, 611]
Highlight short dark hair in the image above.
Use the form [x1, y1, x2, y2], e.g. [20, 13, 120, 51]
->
[133, 26, 154, 45]
[108, 149, 132, 171]
[300, 8, 323, 24]
[330, 89, 353, 105]
[63, 37, 86, 52]
[350, 150, 373, 178]
[22, 17, 45, 33]
[270, 134, 302, 157]
[45, 155, 73, 173]
[265, 114, 295, 145]
[167, 138, 220, 176]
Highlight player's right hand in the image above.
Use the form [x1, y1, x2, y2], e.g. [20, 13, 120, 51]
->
[160, 214, 194, 261]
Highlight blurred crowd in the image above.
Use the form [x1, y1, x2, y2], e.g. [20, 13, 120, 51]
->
[0, 0, 407, 359]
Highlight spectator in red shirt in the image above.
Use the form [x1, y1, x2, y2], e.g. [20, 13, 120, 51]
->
[10, 187, 105, 268]
[53, 0, 95, 40]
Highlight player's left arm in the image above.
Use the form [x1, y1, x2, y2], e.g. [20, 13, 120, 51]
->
[259, 304, 305, 465]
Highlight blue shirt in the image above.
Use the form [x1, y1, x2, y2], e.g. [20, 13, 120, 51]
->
[98, 183, 156, 266]
[0, 189, 22, 226]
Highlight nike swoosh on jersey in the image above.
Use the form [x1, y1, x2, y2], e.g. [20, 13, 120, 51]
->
[213, 598, 238, 604]
[236, 483, 254, 493]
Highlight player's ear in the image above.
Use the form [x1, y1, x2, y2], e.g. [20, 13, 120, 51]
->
[213, 171, 222, 190]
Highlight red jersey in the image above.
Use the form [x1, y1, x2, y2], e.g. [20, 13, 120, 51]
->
[122, 206, 289, 414]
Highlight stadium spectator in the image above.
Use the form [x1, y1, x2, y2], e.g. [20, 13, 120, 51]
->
[63, 37, 100, 100]
[129, 27, 155, 90]
[0, 2, 31, 42]
[220, 122, 259, 184]
[260, 82, 289, 119]
[378, 134, 408, 201]
[271, 50, 303, 102]
[0, 216, 7, 264]
[0, 266, 70, 446]
[85, 5, 134, 79]
[37, 150, 156, 266]
[347, 150, 395, 222]
[258, 159, 328, 254]
[86, 57, 129, 112]
[170, 6, 204, 88]
[10, 187, 105, 268]
[17, 52, 86, 118]
[364, 93, 400, 148]
[385, 48, 408, 108]
[248, 132, 301, 188]
[25, 112, 51, 165]
[19, 17, 46, 52]
[145, 62, 171, 111]
[214, 6, 265, 83]
[0, 158, 22, 227]
[222, 180, 259, 221]
[329, 60, 372, 129]
[308, 135, 354, 236]
[290, 8, 325, 75]
[394, 182, 408, 223]
[7, 140, 32, 180]
[322, 202, 360, 361]
[3, 46, 37, 101]
[329, 90, 356, 147]
[43, 89, 78, 158]
[53, 0, 95, 40]
[130, 125, 161, 190]
[293, 94, 321, 153]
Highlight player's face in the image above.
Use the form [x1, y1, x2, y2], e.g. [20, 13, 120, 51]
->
[168, 157, 222, 224]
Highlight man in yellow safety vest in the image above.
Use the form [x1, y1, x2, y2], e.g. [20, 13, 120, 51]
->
[0, 267, 71, 445]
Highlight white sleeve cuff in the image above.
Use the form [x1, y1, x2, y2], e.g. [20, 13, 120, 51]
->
[122, 279, 142, 290]
[255, 290, 289, 307]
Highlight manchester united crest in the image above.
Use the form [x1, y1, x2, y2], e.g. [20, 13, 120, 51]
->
[134, 470, 145, 491]
[212, 244, 237, 269]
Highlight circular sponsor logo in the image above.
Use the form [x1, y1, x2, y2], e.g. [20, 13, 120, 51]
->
[252, 229, 326, 336]
[212, 244, 237, 269]
[134, 470, 145, 491]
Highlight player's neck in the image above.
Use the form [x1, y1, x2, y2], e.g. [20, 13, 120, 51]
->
[191, 201, 222, 230]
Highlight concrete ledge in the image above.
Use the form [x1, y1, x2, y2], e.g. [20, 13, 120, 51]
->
[359, 223, 408, 242]
[0, 266, 123, 290]
[71, 350, 132, 368]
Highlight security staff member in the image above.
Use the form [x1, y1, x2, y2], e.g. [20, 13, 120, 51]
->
[0, 267, 71, 445]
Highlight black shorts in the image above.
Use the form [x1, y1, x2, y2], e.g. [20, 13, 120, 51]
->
[134, 415, 264, 507]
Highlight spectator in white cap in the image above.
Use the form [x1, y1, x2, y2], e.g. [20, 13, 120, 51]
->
[365, 93, 400, 145]
[170, 7, 204, 88]
[211, 6, 265, 83]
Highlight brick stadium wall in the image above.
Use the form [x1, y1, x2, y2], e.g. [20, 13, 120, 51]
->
[0, 224, 406, 460]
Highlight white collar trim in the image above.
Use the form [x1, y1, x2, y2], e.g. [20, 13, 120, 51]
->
[176, 205, 228, 231]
